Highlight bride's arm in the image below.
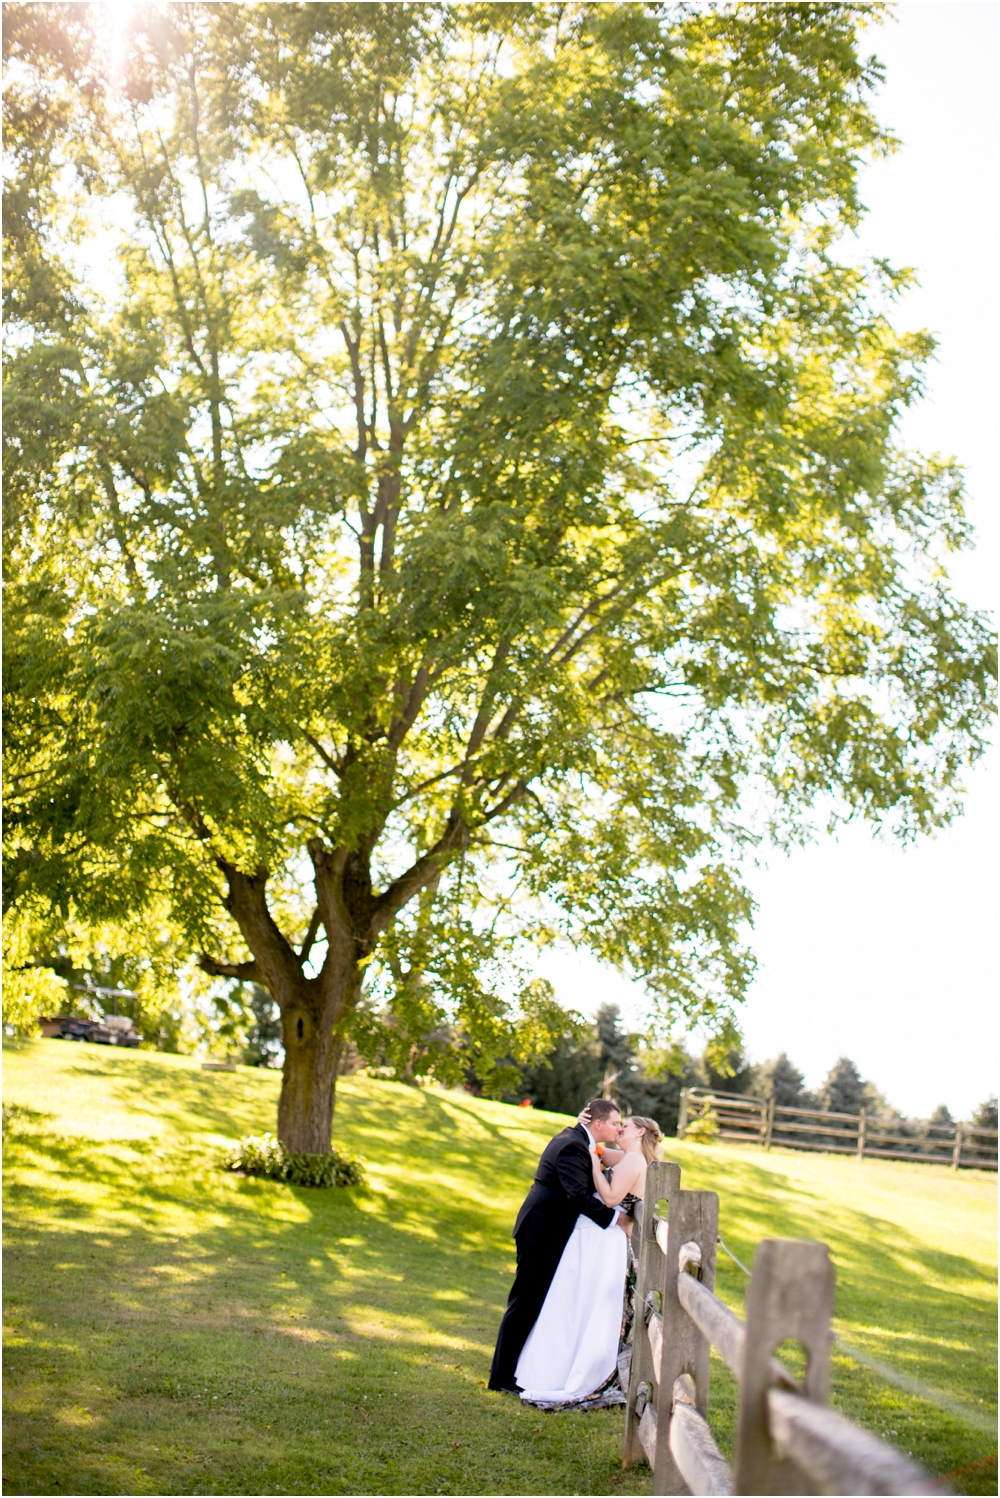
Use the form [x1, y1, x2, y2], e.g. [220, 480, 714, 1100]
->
[590, 1150, 614, 1204]
[591, 1150, 641, 1206]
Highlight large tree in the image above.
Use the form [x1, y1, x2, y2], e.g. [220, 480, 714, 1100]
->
[4, 3, 994, 1150]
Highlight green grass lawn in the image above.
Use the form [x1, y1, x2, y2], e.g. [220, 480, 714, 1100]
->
[3, 1040, 996, 1496]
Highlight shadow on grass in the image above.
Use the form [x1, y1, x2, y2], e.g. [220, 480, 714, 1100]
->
[4, 1074, 995, 1496]
[3, 1095, 647, 1497]
[2, 1082, 554, 1380]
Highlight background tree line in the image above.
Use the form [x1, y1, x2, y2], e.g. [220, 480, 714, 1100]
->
[20, 960, 994, 1143]
[356, 995, 998, 1140]
[506, 1006, 998, 1141]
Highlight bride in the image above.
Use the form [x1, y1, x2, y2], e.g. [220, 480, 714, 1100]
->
[515, 1113, 664, 1404]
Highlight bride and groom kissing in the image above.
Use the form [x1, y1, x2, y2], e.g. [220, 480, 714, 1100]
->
[489, 1097, 663, 1405]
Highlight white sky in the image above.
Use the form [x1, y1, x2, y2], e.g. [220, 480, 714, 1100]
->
[539, 2, 998, 1121]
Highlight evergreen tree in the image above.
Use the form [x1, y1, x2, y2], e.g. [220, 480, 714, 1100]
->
[595, 1004, 636, 1096]
[515, 1003, 696, 1136]
[752, 1052, 810, 1108]
[821, 1057, 867, 1115]
[617, 1058, 698, 1140]
[967, 1096, 998, 1166]
[699, 1044, 754, 1095]
[516, 1032, 603, 1117]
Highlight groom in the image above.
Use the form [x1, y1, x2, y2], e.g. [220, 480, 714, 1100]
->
[488, 1098, 628, 1393]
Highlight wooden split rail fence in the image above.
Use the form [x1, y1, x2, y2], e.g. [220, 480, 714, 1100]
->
[678, 1087, 999, 1171]
[622, 1160, 942, 1495]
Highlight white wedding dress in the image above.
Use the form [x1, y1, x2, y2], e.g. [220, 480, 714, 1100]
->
[515, 1201, 628, 1403]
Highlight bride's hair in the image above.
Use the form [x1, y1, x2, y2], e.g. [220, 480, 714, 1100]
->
[630, 1115, 664, 1164]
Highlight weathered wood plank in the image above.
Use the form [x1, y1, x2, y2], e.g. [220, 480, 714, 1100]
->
[767, 1388, 942, 1496]
[865, 1147, 974, 1166]
[648, 1310, 663, 1382]
[676, 1272, 744, 1381]
[652, 1189, 719, 1498]
[623, 1162, 680, 1470]
[772, 1102, 866, 1122]
[769, 1120, 861, 1140]
[733, 1239, 834, 1496]
[639, 1404, 659, 1468]
[677, 1240, 702, 1274]
[670, 1375, 733, 1496]
[685, 1088, 767, 1110]
[676, 1267, 798, 1393]
[655, 1216, 670, 1257]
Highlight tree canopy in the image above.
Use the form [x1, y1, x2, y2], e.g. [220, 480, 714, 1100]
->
[3, 2, 994, 1149]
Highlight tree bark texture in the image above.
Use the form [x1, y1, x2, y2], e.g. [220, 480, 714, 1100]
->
[277, 1018, 345, 1155]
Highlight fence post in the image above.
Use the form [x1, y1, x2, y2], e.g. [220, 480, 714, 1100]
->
[652, 1188, 720, 1496]
[623, 1160, 680, 1469]
[952, 1123, 963, 1171]
[856, 1106, 866, 1161]
[763, 1096, 774, 1151]
[733, 1239, 834, 1496]
[677, 1089, 689, 1140]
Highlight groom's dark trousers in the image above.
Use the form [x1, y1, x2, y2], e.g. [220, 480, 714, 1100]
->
[488, 1123, 616, 1391]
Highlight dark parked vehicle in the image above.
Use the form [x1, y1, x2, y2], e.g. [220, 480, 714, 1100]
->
[39, 1015, 141, 1047]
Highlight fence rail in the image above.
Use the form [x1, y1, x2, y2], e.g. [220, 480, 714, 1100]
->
[677, 1088, 998, 1170]
[622, 1160, 942, 1495]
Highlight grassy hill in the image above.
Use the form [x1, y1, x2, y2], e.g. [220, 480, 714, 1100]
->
[3, 1040, 996, 1496]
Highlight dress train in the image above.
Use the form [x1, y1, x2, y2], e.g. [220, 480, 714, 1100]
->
[515, 1209, 627, 1403]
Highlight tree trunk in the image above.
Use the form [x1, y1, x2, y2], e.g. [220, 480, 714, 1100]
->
[208, 857, 369, 1155]
[272, 958, 362, 1153]
[277, 1013, 343, 1153]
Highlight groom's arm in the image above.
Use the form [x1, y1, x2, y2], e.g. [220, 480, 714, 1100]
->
[555, 1143, 616, 1230]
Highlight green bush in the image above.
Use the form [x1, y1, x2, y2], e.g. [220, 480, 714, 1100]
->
[684, 1099, 720, 1144]
[224, 1132, 365, 1188]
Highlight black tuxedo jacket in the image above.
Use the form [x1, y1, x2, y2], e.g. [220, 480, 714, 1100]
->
[513, 1123, 616, 1246]
[488, 1122, 616, 1390]
[485, 1120, 613, 1384]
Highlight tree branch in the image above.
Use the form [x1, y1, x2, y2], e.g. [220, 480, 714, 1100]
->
[460, 636, 513, 781]
[386, 658, 433, 752]
[98, 466, 141, 588]
[198, 953, 261, 982]
[215, 858, 304, 1001]
[481, 778, 529, 823]
[369, 810, 469, 937]
[547, 579, 629, 665]
[392, 760, 466, 808]
[340, 320, 368, 463]
[299, 906, 322, 964]
[303, 731, 343, 776]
